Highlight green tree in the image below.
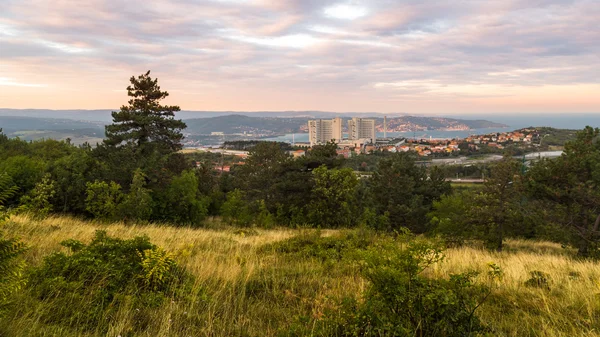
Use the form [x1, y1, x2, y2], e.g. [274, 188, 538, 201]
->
[430, 157, 525, 251]
[119, 169, 153, 222]
[50, 149, 102, 214]
[0, 155, 45, 204]
[104, 71, 186, 155]
[429, 190, 477, 244]
[308, 166, 359, 227]
[221, 189, 252, 226]
[234, 142, 290, 207]
[18, 174, 56, 219]
[85, 181, 124, 221]
[527, 126, 600, 256]
[0, 174, 17, 217]
[270, 159, 314, 225]
[305, 140, 343, 169]
[370, 152, 451, 233]
[255, 199, 276, 228]
[480, 155, 523, 251]
[158, 170, 209, 225]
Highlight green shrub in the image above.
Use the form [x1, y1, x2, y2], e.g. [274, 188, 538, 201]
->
[325, 239, 490, 337]
[269, 229, 377, 262]
[28, 230, 189, 331]
[254, 199, 276, 228]
[359, 207, 390, 231]
[524, 270, 551, 290]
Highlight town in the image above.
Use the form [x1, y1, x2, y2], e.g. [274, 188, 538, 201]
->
[202, 117, 570, 160]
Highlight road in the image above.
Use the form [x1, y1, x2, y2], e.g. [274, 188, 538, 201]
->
[183, 147, 249, 156]
[420, 151, 563, 166]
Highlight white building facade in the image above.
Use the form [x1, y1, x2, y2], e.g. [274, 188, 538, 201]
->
[308, 117, 343, 146]
[348, 118, 376, 144]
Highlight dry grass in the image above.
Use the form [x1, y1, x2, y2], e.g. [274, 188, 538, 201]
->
[2, 215, 600, 336]
[432, 240, 600, 337]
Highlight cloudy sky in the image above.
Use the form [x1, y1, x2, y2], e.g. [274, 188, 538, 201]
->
[1, 0, 599, 114]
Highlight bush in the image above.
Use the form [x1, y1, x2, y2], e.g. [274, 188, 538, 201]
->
[524, 270, 551, 290]
[269, 228, 377, 262]
[28, 230, 189, 331]
[325, 239, 490, 337]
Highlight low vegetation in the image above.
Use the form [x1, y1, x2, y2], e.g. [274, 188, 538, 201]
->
[0, 215, 599, 336]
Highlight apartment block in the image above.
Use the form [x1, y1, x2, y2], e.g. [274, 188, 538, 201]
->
[348, 117, 376, 143]
[308, 117, 343, 146]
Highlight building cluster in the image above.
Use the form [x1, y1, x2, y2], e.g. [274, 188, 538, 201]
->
[308, 117, 377, 147]
[402, 139, 461, 156]
[465, 129, 536, 149]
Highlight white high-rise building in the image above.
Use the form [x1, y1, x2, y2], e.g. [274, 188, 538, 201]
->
[348, 118, 376, 143]
[308, 117, 343, 146]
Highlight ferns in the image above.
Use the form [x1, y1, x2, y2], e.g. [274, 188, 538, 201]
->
[0, 173, 26, 313]
[138, 247, 176, 290]
[0, 173, 18, 220]
[0, 238, 27, 305]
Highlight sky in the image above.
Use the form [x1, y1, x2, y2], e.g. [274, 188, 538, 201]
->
[1, 0, 599, 114]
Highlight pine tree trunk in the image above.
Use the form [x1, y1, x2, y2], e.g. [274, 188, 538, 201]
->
[578, 215, 591, 257]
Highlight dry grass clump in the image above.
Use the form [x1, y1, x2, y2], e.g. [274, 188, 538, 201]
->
[2, 215, 600, 336]
[435, 240, 600, 337]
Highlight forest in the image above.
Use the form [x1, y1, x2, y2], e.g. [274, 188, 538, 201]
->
[1, 72, 599, 336]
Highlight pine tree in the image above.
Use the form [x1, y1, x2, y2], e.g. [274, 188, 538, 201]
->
[104, 71, 187, 155]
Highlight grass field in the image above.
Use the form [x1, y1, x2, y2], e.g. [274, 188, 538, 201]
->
[2, 215, 600, 336]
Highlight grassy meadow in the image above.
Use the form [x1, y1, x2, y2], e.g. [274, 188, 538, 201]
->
[2, 215, 600, 337]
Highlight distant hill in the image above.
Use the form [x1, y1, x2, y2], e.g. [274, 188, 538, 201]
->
[516, 127, 580, 146]
[183, 115, 507, 135]
[0, 116, 104, 131]
[0, 114, 508, 143]
[374, 116, 507, 131]
[184, 115, 308, 135]
[0, 109, 114, 122]
[0, 108, 402, 121]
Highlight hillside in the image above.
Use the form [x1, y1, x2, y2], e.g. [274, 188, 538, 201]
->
[516, 126, 580, 146]
[2, 215, 599, 336]
[1, 114, 508, 143]
[376, 116, 507, 131]
[0, 116, 105, 144]
[183, 115, 507, 136]
[0, 116, 104, 131]
[184, 114, 308, 135]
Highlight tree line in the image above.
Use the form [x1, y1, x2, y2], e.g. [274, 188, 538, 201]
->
[1, 71, 599, 257]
